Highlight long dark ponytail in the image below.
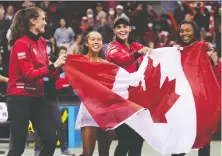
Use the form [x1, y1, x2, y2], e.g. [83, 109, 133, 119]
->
[9, 7, 43, 46]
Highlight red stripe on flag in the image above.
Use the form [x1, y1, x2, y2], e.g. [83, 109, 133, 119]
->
[63, 54, 143, 129]
[181, 41, 221, 148]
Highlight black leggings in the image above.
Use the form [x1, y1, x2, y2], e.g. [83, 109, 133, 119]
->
[114, 124, 143, 156]
[7, 95, 57, 156]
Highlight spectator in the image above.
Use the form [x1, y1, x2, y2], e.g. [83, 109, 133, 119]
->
[46, 37, 58, 61]
[54, 18, 75, 48]
[116, 5, 126, 17]
[5, 5, 14, 22]
[80, 16, 93, 38]
[69, 34, 83, 54]
[97, 18, 113, 53]
[107, 8, 115, 25]
[86, 8, 95, 27]
[22, 0, 36, 8]
[95, 2, 107, 28]
[194, 1, 210, 31]
[96, 3, 107, 21]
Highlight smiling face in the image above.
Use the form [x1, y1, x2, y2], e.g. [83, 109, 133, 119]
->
[113, 23, 131, 41]
[86, 32, 103, 54]
[179, 23, 195, 44]
[30, 11, 47, 34]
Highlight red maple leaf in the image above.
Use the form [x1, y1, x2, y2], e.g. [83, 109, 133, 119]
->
[128, 57, 180, 123]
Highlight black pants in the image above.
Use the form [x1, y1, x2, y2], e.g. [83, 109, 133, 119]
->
[7, 95, 57, 156]
[171, 143, 211, 156]
[114, 124, 143, 156]
[198, 143, 210, 156]
[34, 102, 68, 152]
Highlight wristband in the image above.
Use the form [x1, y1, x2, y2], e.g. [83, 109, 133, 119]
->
[133, 51, 142, 59]
[48, 64, 56, 73]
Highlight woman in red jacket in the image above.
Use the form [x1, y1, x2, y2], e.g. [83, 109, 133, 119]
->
[105, 15, 152, 156]
[7, 7, 66, 156]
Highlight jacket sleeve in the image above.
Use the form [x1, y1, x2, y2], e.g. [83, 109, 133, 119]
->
[13, 41, 56, 81]
[105, 44, 142, 67]
[45, 52, 60, 79]
[46, 61, 60, 79]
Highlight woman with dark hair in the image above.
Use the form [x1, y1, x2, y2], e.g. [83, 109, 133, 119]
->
[7, 7, 66, 156]
[76, 31, 114, 156]
[54, 18, 75, 48]
[171, 20, 216, 156]
[175, 20, 201, 46]
[69, 34, 84, 54]
[105, 15, 152, 156]
[46, 37, 58, 62]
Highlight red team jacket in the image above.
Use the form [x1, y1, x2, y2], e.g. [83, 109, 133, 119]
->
[105, 40, 144, 73]
[8, 33, 59, 97]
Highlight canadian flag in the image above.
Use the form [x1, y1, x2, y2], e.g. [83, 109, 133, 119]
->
[63, 41, 220, 155]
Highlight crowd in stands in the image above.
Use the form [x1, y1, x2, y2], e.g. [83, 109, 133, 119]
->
[0, 1, 221, 97]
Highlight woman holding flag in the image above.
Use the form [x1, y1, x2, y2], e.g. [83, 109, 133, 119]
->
[76, 31, 113, 156]
[171, 20, 220, 156]
[105, 14, 152, 156]
[6, 7, 66, 156]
